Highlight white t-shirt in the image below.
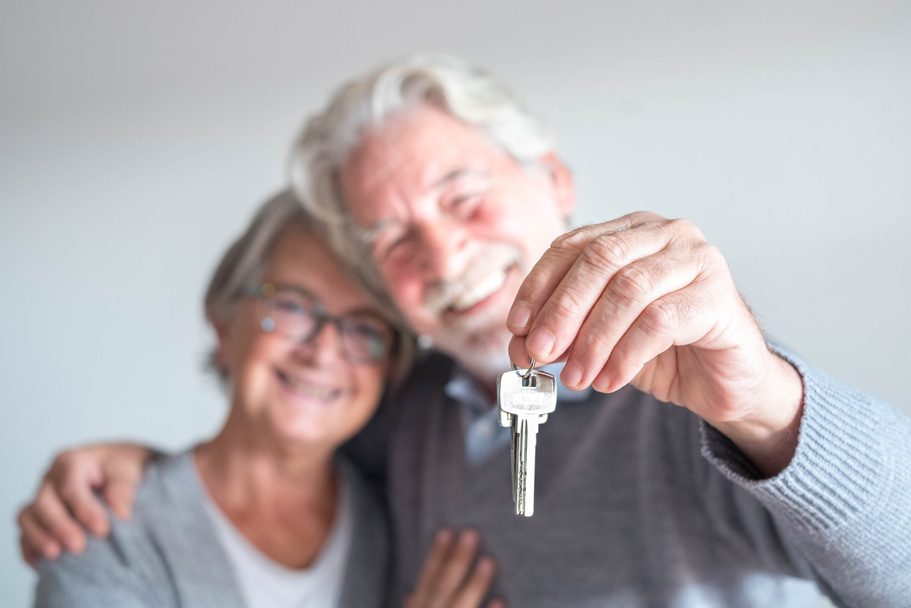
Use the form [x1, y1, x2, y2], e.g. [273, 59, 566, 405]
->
[200, 467, 354, 608]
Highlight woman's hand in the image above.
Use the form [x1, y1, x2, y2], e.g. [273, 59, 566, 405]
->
[17, 443, 152, 567]
[405, 528, 503, 608]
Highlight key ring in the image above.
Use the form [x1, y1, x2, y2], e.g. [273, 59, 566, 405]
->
[511, 358, 536, 379]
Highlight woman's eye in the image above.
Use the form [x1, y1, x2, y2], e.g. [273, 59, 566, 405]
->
[275, 299, 308, 315]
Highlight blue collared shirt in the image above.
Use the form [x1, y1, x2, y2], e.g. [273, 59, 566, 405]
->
[445, 362, 591, 464]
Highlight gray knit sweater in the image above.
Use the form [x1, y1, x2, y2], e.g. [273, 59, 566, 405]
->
[378, 348, 911, 607]
[34, 450, 391, 608]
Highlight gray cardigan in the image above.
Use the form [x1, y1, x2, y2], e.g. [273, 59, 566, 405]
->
[382, 347, 911, 606]
[34, 450, 390, 608]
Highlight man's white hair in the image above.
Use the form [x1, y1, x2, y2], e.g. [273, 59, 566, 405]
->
[287, 54, 555, 304]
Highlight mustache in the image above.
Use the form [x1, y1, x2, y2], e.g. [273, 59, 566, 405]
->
[424, 244, 523, 314]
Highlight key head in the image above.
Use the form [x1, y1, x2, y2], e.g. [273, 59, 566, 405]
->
[498, 409, 514, 428]
[497, 370, 557, 416]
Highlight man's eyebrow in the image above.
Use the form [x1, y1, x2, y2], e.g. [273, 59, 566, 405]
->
[355, 219, 399, 244]
[354, 169, 489, 242]
[433, 168, 485, 189]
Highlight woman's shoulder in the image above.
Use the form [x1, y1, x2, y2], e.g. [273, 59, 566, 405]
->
[34, 448, 244, 608]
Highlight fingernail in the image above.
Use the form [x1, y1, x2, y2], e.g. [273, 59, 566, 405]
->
[507, 302, 532, 330]
[592, 372, 611, 393]
[435, 528, 453, 544]
[459, 529, 479, 548]
[526, 328, 555, 358]
[477, 556, 495, 575]
[561, 361, 582, 388]
[44, 543, 60, 560]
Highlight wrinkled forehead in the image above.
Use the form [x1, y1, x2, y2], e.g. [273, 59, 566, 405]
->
[338, 104, 498, 228]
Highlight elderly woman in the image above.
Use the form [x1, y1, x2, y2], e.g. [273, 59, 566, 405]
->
[30, 191, 498, 608]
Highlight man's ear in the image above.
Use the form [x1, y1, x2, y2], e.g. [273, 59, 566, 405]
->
[541, 152, 576, 217]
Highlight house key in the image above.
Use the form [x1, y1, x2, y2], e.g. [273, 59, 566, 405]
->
[497, 359, 557, 516]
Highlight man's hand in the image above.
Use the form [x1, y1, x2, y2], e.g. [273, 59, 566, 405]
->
[405, 528, 503, 608]
[506, 212, 804, 477]
[17, 443, 152, 568]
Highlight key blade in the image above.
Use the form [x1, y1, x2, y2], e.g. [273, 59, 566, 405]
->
[516, 415, 540, 517]
[510, 424, 518, 509]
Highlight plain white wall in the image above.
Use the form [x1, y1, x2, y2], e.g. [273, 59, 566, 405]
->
[2, 0, 909, 604]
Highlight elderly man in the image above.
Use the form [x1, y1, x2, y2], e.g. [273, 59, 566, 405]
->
[20, 55, 911, 606]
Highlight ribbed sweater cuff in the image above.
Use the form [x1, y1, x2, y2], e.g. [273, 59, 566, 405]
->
[701, 346, 885, 535]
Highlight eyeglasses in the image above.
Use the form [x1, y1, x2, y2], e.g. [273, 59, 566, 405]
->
[245, 283, 397, 363]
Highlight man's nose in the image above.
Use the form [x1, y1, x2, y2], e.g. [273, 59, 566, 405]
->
[416, 219, 470, 281]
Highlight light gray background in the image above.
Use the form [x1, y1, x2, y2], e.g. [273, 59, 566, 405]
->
[2, 1, 909, 605]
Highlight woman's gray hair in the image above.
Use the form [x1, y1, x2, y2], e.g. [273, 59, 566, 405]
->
[203, 189, 415, 387]
[287, 53, 555, 304]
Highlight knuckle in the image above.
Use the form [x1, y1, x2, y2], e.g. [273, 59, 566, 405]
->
[641, 300, 677, 335]
[545, 292, 585, 323]
[58, 479, 82, 503]
[577, 326, 611, 358]
[667, 217, 702, 239]
[35, 483, 55, 506]
[55, 448, 78, 466]
[586, 233, 629, 266]
[550, 226, 592, 251]
[51, 449, 82, 476]
[697, 242, 724, 267]
[632, 210, 662, 223]
[16, 506, 30, 526]
[610, 265, 653, 303]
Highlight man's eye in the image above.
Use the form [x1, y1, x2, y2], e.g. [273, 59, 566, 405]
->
[378, 233, 414, 259]
[449, 192, 484, 216]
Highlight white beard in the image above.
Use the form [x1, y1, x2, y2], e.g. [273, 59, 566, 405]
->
[414, 242, 526, 381]
[431, 312, 515, 382]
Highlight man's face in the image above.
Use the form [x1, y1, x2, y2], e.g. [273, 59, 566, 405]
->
[339, 103, 574, 373]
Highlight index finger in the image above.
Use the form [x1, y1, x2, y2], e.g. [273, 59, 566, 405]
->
[409, 528, 455, 606]
[48, 460, 111, 536]
[506, 214, 642, 338]
[507, 213, 667, 364]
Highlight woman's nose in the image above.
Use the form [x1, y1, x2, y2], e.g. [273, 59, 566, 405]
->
[297, 318, 346, 364]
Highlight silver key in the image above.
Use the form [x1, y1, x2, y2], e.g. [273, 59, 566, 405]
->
[497, 359, 557, 517]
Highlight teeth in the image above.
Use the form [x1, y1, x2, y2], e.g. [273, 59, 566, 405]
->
[451, 268, 507, 311]
[282, 374, 337, 400]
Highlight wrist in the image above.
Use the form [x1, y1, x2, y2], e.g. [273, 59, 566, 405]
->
[707, 353, 805, 477]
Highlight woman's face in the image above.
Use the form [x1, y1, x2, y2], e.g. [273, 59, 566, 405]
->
[216, 225, 391, 452]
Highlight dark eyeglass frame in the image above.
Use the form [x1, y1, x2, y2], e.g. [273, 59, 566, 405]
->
[244, 282, 397, 363]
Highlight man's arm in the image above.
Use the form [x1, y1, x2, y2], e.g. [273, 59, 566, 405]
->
[18, 443, 153, 567]
[506, 211, 911, 603]
[703, 350, 911, 606]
